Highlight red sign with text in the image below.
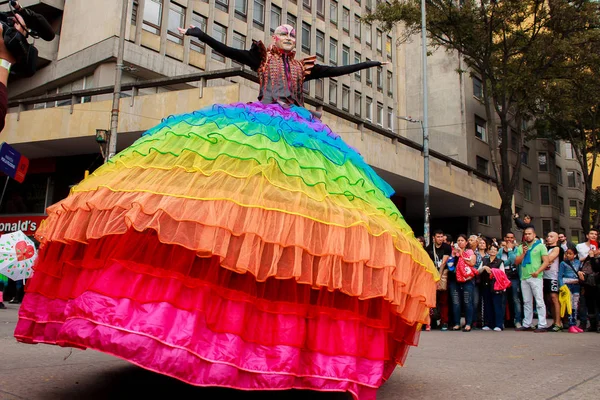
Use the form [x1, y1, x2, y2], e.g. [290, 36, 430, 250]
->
[0, 215, 46, 236]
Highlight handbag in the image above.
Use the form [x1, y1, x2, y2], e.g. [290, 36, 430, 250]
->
[580, 259, 597, 287]
[437, 269, 448, 291]
[434, 249, 448, 291]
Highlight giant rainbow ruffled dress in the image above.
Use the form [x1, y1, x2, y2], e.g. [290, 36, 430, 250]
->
[15, 102, 437, 400]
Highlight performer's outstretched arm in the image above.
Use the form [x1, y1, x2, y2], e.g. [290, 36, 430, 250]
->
[180, 26, 263, 71]
[305, 60, 385, 81]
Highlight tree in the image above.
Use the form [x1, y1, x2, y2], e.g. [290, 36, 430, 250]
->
[534, 17, 600, 233]
[364, 0, 600, 235]
[590, 188, 600, 229]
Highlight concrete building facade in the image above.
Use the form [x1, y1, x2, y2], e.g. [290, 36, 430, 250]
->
[2, 0, 507, 240]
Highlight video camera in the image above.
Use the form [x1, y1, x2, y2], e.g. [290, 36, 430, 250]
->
[0, 0, 55, 77]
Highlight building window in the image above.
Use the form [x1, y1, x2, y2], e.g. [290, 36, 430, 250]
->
[524, 180, 532, 201]
[565, 142, 576, 159]
[476, 156, 488, 175]
[315, 78, 324, 99]
[270, 5, 281, 33]
[376, 66, 383, 91]
[287, 13, 296, 27]
[143, 0, 162, 35]
[538, 151, 548, 172]
[387, 107, 393, 131]
[190, 13, 207, 54]
[131, 0, 139, 25]
[316, 0, 325, 18]
[366, 96, 373, 121]
[235, 0, 247, 20]
[365, 58, 372, 85]
[558, 196, 565, 215]
[377, 102, 384, 126]
[231, 32, 246, 67]
[366, 0, 372, 11]
[329, 38, 338, 66]
[211, 23, 228, 62]
[301, 22, 311, 53]
[354, 91, 362, 117]
[475, 116, 486, 141]
[521, 146, 529, 165]
[387, 71, 393, 96]
[376, 29, 383, 53]
[365, 22, 372, 47]
[342, 85, 350, 111]
[473, 76, 483, 98]
[354, 52, 361, 80]
[342, 7, 350, 33]
[253, 0, 265, 29]
[329, 79, 337, 106]
[511, 131, 519, 152]
[330, 1, 338, 25]
[569, 199, 579, 217]
[556, 166, 563, 185]
[167, 2, 185, 45]
[303, 0, 311, 11]
[303, 80, 310, 95]
[542, 220, 552, 237]
[316, 30, 325, 61]
[540, 185, 550, 205]
[478, 216, 491, 226]
[341, 45, 350, 66]
[552, 187, 558, 208]
[354, 14, 361, 39]
[571, 230, 581, 243]
[567, 171, 581, 189]
[555, 140, 561, 155]
[386, 35, 392, 59]
[215, 0, 229, 13]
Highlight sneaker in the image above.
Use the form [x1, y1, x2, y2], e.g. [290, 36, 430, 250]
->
[8, 298, 21, 304]
[574, 326, 584, 333]
[534, 327, 547, 333]
[549, 325, 563, 332]
[441, 324, 448, 331]
[515, 326, 532, 331]
[425, 325, 431, 331]
[568, 326, 580, 334]
[0, 303, 5, 309]
[585, 326, 597, 332]
[493, 327, 502, 332]
[482, 326, 491, 331]
[515, 322, 522, 329]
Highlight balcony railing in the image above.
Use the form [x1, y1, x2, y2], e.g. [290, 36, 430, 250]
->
[7, 67, 496, 183]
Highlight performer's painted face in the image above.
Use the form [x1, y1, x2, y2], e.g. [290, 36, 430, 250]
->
[273, 24, 296, 52]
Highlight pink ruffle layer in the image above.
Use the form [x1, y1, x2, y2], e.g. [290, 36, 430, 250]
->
[16, 291, 399, 400]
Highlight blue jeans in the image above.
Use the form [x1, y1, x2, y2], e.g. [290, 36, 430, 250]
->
[507, 278, 523, 325]
[449, 279, 476, 327]
[483, 285, 505, 329]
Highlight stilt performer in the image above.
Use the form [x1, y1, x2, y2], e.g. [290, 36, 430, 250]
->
[15, 24, 437, 400]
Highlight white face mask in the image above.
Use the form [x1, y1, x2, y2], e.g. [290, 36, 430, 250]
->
[272, 24, 296, 52]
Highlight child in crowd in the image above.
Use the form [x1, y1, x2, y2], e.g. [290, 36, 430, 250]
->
[558, 248, 583, 333]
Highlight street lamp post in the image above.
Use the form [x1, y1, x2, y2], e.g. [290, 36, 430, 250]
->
[398, 116, 430, 246]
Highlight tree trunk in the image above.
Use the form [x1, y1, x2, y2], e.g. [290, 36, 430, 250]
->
[582, 184, 592, 234]
[499, 197, 514, 237]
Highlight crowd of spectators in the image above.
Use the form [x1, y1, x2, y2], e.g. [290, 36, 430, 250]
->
[424, 226, 600, 333]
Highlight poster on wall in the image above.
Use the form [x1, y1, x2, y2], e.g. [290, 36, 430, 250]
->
[0, 142, 29, 183]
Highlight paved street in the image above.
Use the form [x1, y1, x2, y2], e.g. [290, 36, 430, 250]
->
[1, 303, 599, 400]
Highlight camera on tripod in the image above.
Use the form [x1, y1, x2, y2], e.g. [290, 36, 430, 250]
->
[0, 0, 55, 77]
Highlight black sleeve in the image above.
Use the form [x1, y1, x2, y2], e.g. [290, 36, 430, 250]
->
[20, 8, 55, 41]
[0, 83, 7, 132]
[185, 27, 262, 71]
[513, 217, 526, 230]
[305, 60, 382, 81]
[443, 243, 453, 257]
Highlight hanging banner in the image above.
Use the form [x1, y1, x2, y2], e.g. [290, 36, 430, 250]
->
[0, 142, 29, 183]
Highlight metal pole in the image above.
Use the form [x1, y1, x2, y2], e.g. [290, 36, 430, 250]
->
[0, 176, 9, 209]
[107, 0, 129, 162]
[421, 0, 430, 247]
